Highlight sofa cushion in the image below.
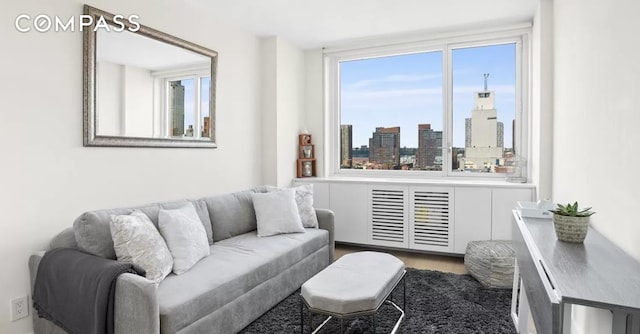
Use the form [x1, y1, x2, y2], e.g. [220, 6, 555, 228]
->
[252, 189, 305, 237]
[265, 185, 319, 228]
[158, 203, 210, 275]
[156, 228, 329, 333]
[50, 227, 77, 249]
[73, 199, 215, 259]
[204, 191, 258, 241]
[74, 204, 160, 259]
[159, 199, 214, 245]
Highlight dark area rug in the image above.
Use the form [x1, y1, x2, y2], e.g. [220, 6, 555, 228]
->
[240, 268, 516, 334]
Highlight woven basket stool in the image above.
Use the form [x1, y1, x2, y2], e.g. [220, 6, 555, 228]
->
[464, 240, 515, 289]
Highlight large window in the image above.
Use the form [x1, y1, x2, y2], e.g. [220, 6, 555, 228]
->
[327, 30, 527, 178]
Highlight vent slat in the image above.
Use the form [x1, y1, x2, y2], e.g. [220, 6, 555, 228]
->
[371, 188, 406, 244]
[411, 190, 450, 249]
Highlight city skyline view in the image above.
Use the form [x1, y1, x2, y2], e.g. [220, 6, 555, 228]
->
[340, 43, 516, 149]
[170, 76, 210, 137]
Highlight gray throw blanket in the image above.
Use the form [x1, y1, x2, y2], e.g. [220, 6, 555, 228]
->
[33, 248, 145, 334]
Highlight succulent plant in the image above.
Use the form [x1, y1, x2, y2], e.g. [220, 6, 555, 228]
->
[550, 202, 595, 217]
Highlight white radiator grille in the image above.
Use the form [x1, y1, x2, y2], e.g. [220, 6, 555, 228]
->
[412, 190, 450, 247]
[370, 188, 405, 243]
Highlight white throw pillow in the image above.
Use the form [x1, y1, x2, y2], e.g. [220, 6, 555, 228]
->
[252, 188, 305, 237]
[265, 184, 319, 228]
[110, 211, 173, 282]
[158, 203, 210, 275]
[292, 184, 319, 228]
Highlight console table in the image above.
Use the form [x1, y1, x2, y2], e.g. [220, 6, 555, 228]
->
[511, 211, 640, 334]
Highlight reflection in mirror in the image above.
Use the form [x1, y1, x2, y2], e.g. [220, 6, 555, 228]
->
[84, 5, 218, 147]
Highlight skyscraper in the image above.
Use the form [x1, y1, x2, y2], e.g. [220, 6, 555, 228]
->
[416, 124, 443, 170]
[463, 74, 504, 171]
[170, 81, 185, 137]
[465, 118, 472, 148]
[340, 125, 353, 168]
[369, 127, 400, 168]
[202, 116, 210, 138]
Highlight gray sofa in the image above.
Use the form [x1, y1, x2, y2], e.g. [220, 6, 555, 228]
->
[29, 188, 335, 334]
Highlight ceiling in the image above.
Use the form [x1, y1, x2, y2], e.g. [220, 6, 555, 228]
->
[186, 0, 539, 49]
[97, 29, 209, 71]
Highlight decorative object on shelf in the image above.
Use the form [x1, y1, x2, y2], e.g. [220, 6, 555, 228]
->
[297, 134, 316, 177]
[517, 200, 554, 219]
[505, 155, 527, 183]
[302, 161, 313, 177]
[550, 202, 596, 243]
[301, 145, 313, 158]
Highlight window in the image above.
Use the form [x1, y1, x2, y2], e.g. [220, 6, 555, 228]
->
[155, 69, 210, 139]
[326, 29, 527, 178]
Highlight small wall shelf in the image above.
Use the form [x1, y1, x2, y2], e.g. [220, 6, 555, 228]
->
[297, 134, 316, 177]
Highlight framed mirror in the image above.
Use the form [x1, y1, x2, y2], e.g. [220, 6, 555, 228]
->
[83, 5, 218, 148]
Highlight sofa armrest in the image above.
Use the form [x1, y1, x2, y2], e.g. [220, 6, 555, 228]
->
[315, 208, 335, 262]
[115, 274, 160, 334]
[29, 251, 46, 293]
[29, 251, 160, 334]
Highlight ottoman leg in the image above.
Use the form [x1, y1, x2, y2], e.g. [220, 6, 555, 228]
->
[403, 275, 407, 312]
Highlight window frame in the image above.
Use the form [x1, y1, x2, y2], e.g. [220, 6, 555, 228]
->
[152, 67, 210, 139]
[325, 27, 530, 180]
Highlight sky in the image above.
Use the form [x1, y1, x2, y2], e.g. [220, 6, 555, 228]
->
[340, 43, 516, 148]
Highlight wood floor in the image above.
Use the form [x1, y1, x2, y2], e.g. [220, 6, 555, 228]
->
[335, 243, 468, 275]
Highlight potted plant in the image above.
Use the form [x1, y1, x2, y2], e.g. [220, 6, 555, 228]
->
[550, 202, 595, 243]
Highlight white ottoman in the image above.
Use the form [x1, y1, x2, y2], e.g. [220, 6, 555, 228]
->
[300, 251, 406, 333]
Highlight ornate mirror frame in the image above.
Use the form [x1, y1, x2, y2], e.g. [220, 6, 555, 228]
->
[83, 5, 218, 148]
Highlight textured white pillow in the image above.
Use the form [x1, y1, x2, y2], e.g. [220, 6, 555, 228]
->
[265, 185, 319, 228]
[110, 211, 173, 282]
[252, 188, 305, 237]
[158, 203, 210, 275]
[292, 184, 319, 228]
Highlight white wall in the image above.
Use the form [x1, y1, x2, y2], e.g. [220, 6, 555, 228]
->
[0, 1, 263, 333]
[97, 62, 154, 137]
[123, 65, 154, 137]
[530, 0, 553, 200]
[276, 38, 305, 185]
[261, 38, 279, 185]
[304, 50, 325, 176]
[261, 36, 306, 187]
[96, 62, 123, 136]
[553, 0, 640, 333]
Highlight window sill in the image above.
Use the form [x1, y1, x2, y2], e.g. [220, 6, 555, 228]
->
[293, 175, 535, 189]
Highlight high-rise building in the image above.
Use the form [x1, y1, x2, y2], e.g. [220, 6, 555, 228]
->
[465, 118, 472, 148]
[416, 124, 443, 170]
[170, 81, 185, 137]
[463, 74, 504, 170]
[202, 116, 210, 138]
[466, 119, 503, 148]
[369, 126, 400, 168]
[340, 125, 353, 168]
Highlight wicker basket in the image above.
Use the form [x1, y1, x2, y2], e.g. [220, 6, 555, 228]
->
[552, 214, 589, 243]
